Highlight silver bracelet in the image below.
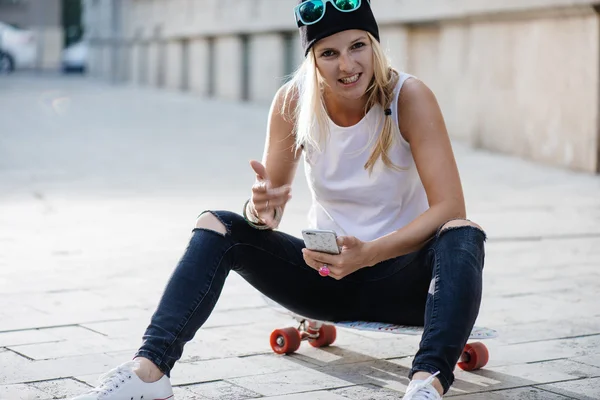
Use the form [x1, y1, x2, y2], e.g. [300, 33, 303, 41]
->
[243, 199, 281, 230]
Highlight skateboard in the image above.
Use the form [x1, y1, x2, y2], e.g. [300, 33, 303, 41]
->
[264, 296, 497, 371]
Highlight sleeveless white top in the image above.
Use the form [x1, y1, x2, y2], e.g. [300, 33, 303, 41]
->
[303, 72, 429, 242]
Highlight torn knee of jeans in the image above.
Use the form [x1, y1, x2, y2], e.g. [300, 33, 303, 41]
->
[428, 276, 437, 296]
[438, 218, 485, 238]
[194, 211, 230, 236]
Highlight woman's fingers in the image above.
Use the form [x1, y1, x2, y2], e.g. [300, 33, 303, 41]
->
[252, 184, 291, 198]
[252, 185, 292, 211]
[302, 250, 345, 280]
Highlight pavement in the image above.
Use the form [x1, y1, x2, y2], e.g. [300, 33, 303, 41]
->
[1, 73, 599, 400]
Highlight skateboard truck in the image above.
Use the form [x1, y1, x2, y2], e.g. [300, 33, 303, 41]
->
[270, 319, 337, 354]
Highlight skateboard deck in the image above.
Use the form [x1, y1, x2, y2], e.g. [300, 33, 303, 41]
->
[264, 295, 498, 340]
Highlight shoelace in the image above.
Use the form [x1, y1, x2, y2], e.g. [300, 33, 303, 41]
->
[403, 371, 441, 400]
[90, 361, 138, 399]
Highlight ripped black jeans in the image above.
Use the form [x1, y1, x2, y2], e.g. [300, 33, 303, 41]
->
[135, 210, 486, 393]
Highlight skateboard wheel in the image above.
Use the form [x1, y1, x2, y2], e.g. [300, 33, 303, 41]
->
[270, 327, 301, 354]
[309, 324, 337, 348]
[458, 342, 489, 371]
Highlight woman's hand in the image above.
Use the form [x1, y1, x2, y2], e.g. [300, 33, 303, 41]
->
[248, 160, 292, 229]
[302, 236, 376, 280]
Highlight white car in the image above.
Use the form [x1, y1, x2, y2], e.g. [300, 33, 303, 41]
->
[62, 40, 88, 73]
[0, 21, 38, 73]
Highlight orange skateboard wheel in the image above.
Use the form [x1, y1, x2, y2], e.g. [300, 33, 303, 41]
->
[457, 342, 489, 371]
[309, 324, 337, 348]
[270, 327, 301, 354]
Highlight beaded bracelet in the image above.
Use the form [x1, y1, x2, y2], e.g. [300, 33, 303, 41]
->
[242, 199, 281, 230]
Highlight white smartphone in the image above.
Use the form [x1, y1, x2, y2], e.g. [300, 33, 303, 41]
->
[302, 229, 340, 255]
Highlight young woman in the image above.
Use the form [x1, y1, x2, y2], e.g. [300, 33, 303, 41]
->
[72, 1, 486, 399]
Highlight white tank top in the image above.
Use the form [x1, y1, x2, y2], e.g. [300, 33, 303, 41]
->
[303, 72, 429, 242]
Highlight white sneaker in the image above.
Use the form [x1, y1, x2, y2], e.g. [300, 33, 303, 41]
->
[71, 361, 174, 400]
[402, 371, 442, 399]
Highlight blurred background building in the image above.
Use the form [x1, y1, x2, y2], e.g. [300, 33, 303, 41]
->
[3, 0, 599, 175]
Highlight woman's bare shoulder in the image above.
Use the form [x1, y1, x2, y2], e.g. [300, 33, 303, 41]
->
[396, 77, 444, 142]
[398, 76, 434, 105]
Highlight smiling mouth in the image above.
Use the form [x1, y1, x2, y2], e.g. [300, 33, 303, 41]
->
[339, 73, 361, 85]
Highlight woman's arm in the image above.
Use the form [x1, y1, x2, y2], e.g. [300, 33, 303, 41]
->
[262, 84, 303, 193]
[246, 84, 302, 227]
[366, 78, 466, 264]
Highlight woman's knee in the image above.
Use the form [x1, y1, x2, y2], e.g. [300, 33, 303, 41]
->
[436, 219, 486, 244]
[434, 219, 486, 251]
[440, 219, 484, 235]
[434, 219, 486, 266]
[195, 212, 228, 235]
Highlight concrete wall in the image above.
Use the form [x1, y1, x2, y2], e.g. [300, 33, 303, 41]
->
[379, 26, 409, 72]
[249, 33, 286, 103]
[123, 0, 599, 36]
[84, 0, 600, 173]
[87, 44, 103, 77]
[0, 0, 60, 29]
[164, 40, 183, 91]
[188, 37, 209, 96]
[146, 40, 160, 87]
[214, 35, 243, 101]
[129, 42, 141, 84]
[405, 10, 599, 172]
[33, 26, 63, 70]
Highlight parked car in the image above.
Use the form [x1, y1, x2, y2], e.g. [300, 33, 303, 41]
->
[0, 21, 37, 73]
[61, 40, 88, 73]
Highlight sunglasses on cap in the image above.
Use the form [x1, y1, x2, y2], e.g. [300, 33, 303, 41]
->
[294, 0, 370, 27]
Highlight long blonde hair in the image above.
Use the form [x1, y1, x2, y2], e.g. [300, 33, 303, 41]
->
[282, 32, 403, 173]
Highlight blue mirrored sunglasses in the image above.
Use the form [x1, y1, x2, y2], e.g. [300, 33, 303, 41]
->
[294, 0, 370, 27]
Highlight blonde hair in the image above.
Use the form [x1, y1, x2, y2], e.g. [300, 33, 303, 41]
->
[282, 32, 404, 173]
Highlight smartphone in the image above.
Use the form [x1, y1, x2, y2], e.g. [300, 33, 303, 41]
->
[302, 229, 340, 255]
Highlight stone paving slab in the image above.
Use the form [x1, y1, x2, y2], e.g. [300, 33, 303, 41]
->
[537, 378, 600, 400]
[448, 388, 575, 399]
[331, 384, 405, 400]
[0, 349, 125, 386]
[572, 355, 600, 369]
[1, 75, 600, 399]
[259, 392, 349, 400]
[178, 380, 263, 400]
[227, 368, 352, 397]
[0, 384, 50, 400]
[29, 380, 93, 400]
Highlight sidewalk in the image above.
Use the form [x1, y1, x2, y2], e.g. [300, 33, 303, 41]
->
[1, 75, 599, 399]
